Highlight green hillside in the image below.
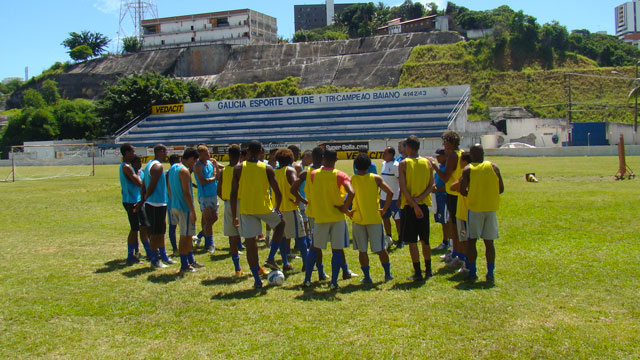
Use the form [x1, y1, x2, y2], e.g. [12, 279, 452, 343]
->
[399, 42, 636, 122]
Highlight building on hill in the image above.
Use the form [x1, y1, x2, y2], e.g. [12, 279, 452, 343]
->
[377, 15, 450, 36]
[141, 9, 277, 50]
[615, 1, 640, 47]
[294, 0, 358, 32]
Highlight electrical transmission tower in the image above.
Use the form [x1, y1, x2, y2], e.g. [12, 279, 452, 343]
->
[118, 0, 158, 52]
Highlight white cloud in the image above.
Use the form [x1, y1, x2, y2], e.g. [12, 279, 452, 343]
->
[93, 0, 120, 14]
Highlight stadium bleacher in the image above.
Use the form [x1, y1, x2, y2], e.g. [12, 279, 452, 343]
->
[115, 86, 470, 146]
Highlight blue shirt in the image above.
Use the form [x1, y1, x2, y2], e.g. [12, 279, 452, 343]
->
[168, 163, 193, 212]
[119, 162, 140, 204]
[144, 160, 167, 205]
[195, 159, 218, 198]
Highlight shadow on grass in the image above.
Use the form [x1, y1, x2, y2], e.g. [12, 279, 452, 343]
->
[446, 272, 468, 282]
[147, 272, 181, 284]
[454, 280, 495, 291]
[208, 253, 232, 262]
[122, 267, 154, 278]
[294, 288, 341, 302]
[95, 259, 129, 273]
[338, 281, 383, 294]
[201, 275, 249, 286]
[390, 279, 427, 290]
[435, 265, 458, 276]
[211, 287, 269, 300]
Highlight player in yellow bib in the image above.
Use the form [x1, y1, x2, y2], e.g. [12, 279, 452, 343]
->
[230, 140, 286, 289]
[217, 144, 244, 276]
[349, 153, 395, 283]
[398, 135, 435, 281]
[460, 144, 504, 282]
[291, 147, 329, 282]
[431, 130, 468, 271]
[304, 149, 356, 290]
[448, 152, 472, 275]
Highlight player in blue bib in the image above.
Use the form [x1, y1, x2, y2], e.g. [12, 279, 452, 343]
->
[194, 144, 219, 254]
[119, 143, 150, 264]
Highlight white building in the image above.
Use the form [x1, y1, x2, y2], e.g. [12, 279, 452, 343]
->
[615, 1, 640, 46]
[141, 9, 277, 50]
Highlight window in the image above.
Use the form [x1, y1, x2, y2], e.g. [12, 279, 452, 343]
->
[191, 37, 195, 42]
[161, 40, 165, 45]
[191, 25, 194, 30]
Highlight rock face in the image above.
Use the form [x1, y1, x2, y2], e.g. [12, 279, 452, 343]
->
[8, 32, 463, 108]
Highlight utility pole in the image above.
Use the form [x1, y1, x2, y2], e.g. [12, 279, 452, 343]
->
[566, 73, 572, 123]
[635, 60, 638, 132]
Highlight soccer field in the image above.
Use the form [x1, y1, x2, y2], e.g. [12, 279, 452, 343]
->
[1, 157, 639, 359]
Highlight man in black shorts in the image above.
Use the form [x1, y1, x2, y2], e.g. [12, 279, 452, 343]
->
[398, 135, 435, 281]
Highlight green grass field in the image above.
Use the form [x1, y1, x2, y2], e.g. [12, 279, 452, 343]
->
[1, 157, 639, 359]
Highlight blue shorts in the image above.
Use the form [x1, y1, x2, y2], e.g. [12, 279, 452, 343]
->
[434, 192, 447, 224]
[380, 199, 400, 220]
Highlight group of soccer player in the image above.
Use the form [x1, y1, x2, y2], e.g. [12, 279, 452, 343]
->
[118, 129, 504, 290]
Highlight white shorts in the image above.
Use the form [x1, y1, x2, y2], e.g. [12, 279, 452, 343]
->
[298, 202, 309, 223]
[282, 210, 305, 239]
[223, 200, 240, 237]
[467, 211, 499, 240]
[171, 208, 196, 237]
[352, 223, 386, 253]
[312, 220, 349, 250]
[239, 210, 283, 239]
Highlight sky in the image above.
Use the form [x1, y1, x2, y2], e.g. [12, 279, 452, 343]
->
[0, 0, 627, 81]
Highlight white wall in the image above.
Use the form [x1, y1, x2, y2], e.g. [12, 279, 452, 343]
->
[607, 122, 640, 145]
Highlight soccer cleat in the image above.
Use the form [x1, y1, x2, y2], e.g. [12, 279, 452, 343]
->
[445, 258, 463, 270]
[207, 246, 215, 254]
[384, 274, 394, 282]
[425, 269, 433, 278]
[171, 252, 179, 258]
[234, 270, 243, 276]
[152, 261, 168, 268]
[179, 266, 196, 274]
[384, 235, 393, 249]
[465, 273, 479, 282]
[434, 242, 448, 251]
[329, 282, 340, 291]
[395, 242, 405, 249]
[456, 266, 469, 274]
[360, 278, 373, 285]
[318, 273, 329, 281]
[283, 264, 294, 272]
[254, 280, 263, 289]
[288, 254, 301, 260]
[237, 250, 244, 255]
[342, 270, 358, 280]
[486, 274, 495, 283]
[302, 280, 311, 288]
[263, 259, 280, 271]
[406, 273, 424, 282]
[192, 235, 200, 247]
[258, 267, 268, 275]
[164, 258, 176, 265]
[191, 261, 205, 268]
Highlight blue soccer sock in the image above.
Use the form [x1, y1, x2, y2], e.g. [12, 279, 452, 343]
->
[197, 231, 204, 240]
[304, 248, 317, 283]
[295, 237, 308, 269]
[179, 254, 189, 270]
[127, 243, 136, 260]
[468, 262, 477, 277]
[487, 262, 495, 277]
[382, 262, 391, 278]
[361, 265, 371, 281]
[267, 239, 280, 262]
[134, 241, 140, 254]
[231, 254, 241, 272]
[250, 266, 262, 287]
[142, 240, 152, 257]
[452, 250, 461, 260]
[188, 251, 195, 265]
[168, 225, 177, 253]
[158, 247, 170, 262]
[205, 235, 214, 248]
[317, 263, 326, 278]
[341, 258, 350, 275]
[331, 251, 344, 286]
[280, 238, 290, 267]
[149, 249, 159, 264]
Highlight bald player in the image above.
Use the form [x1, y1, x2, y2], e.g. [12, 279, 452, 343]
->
[460, 144, 504, 282]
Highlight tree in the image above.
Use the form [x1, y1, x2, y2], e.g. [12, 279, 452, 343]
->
[23, 108, 59, 141]
[122, 36, 141, 54]
[389, 0, 425, 21]
[61, 31, 110, 58]
[52, 99, 101, 140]
[508, 11, 540, 69]
[41, 79, 61, 105]
[335, 3, 377, 38]
[96, 72, 212, 134]
[69, 45, 93, 62]
[23, 89, 46, 108]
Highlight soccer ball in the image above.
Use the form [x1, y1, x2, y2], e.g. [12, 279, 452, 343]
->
[267, 270, 285, 286]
